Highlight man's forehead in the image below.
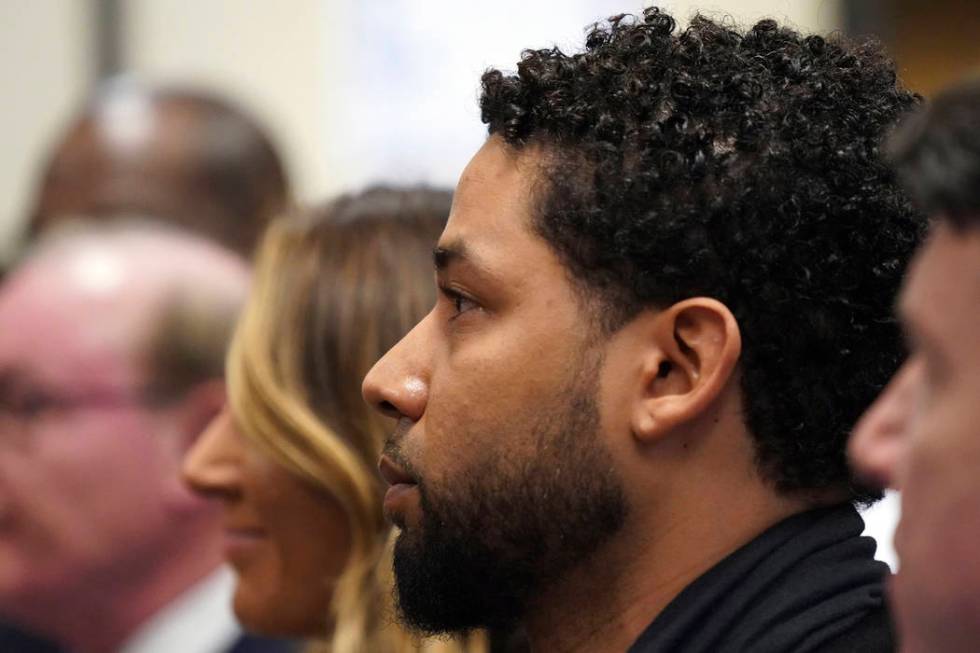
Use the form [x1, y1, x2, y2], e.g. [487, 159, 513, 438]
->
[440, 138, 542, 256]
[900, 222, 980, 337]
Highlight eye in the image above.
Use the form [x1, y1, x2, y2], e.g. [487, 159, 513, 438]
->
[439, 285, 479, 319]
[14, 391, 56, 419]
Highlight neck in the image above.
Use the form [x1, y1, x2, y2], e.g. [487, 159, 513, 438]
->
[17, 521, 224, 653]
[523, 477, 810, 653]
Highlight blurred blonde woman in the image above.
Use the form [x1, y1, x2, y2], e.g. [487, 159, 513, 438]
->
[184, 187, 483, 653]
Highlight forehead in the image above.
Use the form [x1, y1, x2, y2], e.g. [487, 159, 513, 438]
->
[440, 138, 549, 268]
[901, 222, 980, 337]
[0, 264, 144, 388]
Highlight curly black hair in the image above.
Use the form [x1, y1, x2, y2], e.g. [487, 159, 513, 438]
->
[888, 77, 980, 229]
[479, 8, 924, 502]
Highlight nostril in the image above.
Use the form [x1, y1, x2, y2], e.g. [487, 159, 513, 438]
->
[378, 400, 400, 419]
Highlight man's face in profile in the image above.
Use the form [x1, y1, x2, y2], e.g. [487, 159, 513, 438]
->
[364, 137, 628, 633]
[850, 221, 980, 651]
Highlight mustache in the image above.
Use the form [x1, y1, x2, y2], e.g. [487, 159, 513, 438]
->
[383, 419, 422, 485]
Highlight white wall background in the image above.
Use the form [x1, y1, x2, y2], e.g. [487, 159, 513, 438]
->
[320, 0, 843, 192]
[122, 0, 331, 209]
[0, 1, 93, 261]
[2, 0, 844, 250]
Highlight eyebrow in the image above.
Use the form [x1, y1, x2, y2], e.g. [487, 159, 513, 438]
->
[433, 238, 505, 289]
[0, 369, 30, 397]
[0, 369, 24, 386]
[433, 239, 470, 271]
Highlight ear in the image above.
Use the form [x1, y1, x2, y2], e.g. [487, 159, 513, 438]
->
[631, 297, 741, 442]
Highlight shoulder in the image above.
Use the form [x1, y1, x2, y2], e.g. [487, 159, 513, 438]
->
[817, 604, 895, 653]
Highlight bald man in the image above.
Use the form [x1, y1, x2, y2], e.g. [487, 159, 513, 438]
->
[0, 222, 292, 653]
[28, 80, 290, 257]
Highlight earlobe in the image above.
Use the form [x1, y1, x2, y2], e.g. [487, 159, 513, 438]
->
[631, 298, 741, 442]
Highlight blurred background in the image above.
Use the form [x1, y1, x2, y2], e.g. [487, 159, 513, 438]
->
[9, 0, 980, 263]
[4, 0, 978, 570]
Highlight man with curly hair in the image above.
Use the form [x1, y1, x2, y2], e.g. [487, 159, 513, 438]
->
[850, 78, 980, 653]
[365, 8, 922, 652]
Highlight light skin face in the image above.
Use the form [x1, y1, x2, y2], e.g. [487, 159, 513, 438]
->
[364, 137, 794, 652]
[0, 270, 198, 617]
[183, 407, 352, 637]
[850, 221, 980, 652]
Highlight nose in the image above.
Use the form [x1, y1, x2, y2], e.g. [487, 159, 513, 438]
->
[849, 358, 923, 490]
[182, 406, 244, 500]
[361, 319, 429, 423]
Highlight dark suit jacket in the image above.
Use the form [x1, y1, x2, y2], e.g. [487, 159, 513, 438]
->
[0, 623, 297, 653]
[228, 634, 298, 653]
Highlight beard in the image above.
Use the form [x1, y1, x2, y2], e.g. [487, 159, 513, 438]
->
[388, 362, 628, 635]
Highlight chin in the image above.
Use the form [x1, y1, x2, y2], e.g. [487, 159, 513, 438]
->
[232, 580, 331, 639]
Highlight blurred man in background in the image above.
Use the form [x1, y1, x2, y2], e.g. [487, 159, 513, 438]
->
[0, 78, 291, 652]
[849, 79, 980, 653]
[27, 79, 290, 258]
[0, 222, 291, 653]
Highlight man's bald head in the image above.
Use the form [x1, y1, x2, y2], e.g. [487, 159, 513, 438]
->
[30, 80, 290, 257]
[13, 219, 251, 381]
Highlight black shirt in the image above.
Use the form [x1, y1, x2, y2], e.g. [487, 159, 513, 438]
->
[628, 504, 894, 653]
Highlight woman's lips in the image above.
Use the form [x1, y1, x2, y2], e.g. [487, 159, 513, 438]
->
[222, 527, 267, 564]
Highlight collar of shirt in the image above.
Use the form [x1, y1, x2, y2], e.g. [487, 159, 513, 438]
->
[118, 566, 241, 653]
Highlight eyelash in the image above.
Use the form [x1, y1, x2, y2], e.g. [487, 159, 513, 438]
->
[439, 285, 479, 319]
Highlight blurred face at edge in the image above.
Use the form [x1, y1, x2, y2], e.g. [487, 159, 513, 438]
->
[0, 270, 193, 611]
[184, 407, 352, 637]
[850, 222, 980, 652]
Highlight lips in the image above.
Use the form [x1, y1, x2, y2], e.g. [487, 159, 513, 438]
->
[378, 455, 420, 527]
[378, 455, 417, 488]
[221, 525, 267, 565]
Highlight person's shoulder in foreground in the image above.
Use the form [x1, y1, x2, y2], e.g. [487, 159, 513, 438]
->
[363, 5, 922, 653]
[850, 77, 980, 653]
[628, 504, 894, 652]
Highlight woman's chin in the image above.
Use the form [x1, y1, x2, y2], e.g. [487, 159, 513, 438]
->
[232, 580, 330, 639]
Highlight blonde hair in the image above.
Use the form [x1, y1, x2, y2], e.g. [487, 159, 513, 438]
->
[226, 188, 483, 652]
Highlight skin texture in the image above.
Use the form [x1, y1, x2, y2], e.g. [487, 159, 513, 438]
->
[364, 137, 809, 653]
[183, 408, 352, 637]
[850, 222, 980, 653]
[0, 228, 247, 653]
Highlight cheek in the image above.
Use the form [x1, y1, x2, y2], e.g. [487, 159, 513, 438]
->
[422, 326, 583, 475]
[894, 387, 980, 626]
[25, 425, 165, 526]
[0, 426, 170, 597]
[235, 459, 352, 637]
